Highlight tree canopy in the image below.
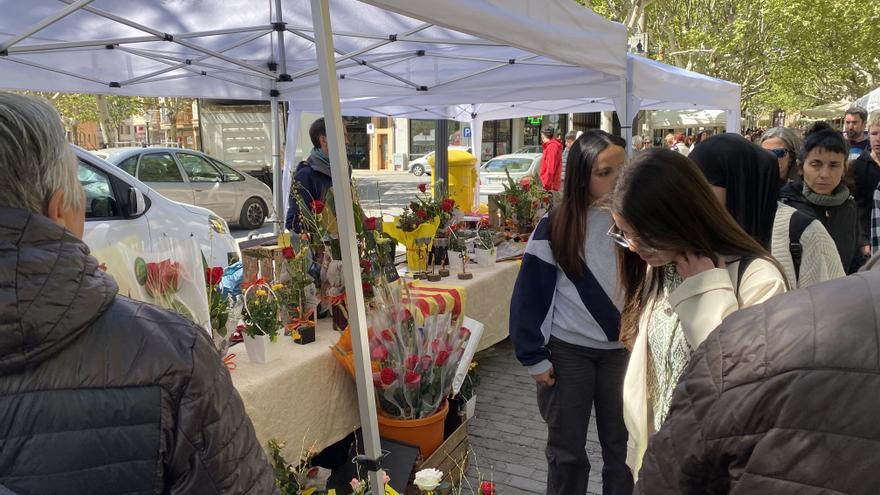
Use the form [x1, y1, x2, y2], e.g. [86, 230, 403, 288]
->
[580, 0, 880, 115]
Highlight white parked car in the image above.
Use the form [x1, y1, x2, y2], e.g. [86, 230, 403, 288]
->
[96, 147, 274, 230]
[478, 153, 542, 196]
[408, 146, 472, 176]
[77, 146, 240, 268]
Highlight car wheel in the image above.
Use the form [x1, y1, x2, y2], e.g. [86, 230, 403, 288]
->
[411, 164, 425, 176]
[239, 197, 267, 230]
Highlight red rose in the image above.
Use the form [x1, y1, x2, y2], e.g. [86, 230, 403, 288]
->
[205, 266, 224, 285]
[435, 350, 451, 367]
[459, 327, 471, 340]
[420, 354, 433, 371]
[380, 367, 396, 385]
[371, 344, 388, 361]
[409, 202, 420, 211]
[418, 183, 427, 193]
[310, 200, 325, 214]
[416, 209, 428, 220]
[480, 481, 496, 495]
[519, 177, 531, 192]
[364, 216, 378, 231]
[381, 329, 394, 342]
[282, 246, 295, 259]
[404, 354, 419, 370]
[509, 195, 519, 205]
[442, 198, 455, 212]
[531, 201, 538, 209]
[430, 339, 441, 353]
[404, 371, 421, 389]
[542, 195, 551, 205]
[362, 282, 373, 295]
[360, 259, 372, 271]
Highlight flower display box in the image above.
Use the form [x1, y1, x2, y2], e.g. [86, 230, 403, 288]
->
[293, 324, 316, 345]
[403, 419, 470, 495]
[242, 244, 286, 281]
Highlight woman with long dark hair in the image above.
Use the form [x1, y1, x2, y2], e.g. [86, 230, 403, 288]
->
[509, 130, 633, 494]
[608, 149, 786, 480]
[691, 134, 844, 288]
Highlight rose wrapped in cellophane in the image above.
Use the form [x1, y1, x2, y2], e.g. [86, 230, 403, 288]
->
[368, 303, 472, 419]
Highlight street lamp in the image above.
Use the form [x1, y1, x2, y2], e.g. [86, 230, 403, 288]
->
[144, 110, 154, 147]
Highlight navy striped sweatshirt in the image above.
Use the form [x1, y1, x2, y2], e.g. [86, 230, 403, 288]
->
[508, 209, 624, 375]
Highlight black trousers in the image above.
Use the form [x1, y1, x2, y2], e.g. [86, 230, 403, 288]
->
[536, 337, 633, 495]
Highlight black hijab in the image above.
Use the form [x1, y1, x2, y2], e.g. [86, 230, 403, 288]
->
[690, 134, 781, 248]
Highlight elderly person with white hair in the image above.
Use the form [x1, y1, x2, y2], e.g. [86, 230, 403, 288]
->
[0, 92, 276, 494]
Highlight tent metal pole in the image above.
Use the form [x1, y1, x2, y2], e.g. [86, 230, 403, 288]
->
[119, 30, 272, 85]
[435, 119, 449, 199]
[117, 45, 275, 80]
[310, 1, 384, 495]
[283, 23, 433, 80]
[7, 26, 271, 54]
[427, 52, 572, 67]
[59, 0, 278, 79]
[2, 56, 109, 86]
[271, 91, 284, 235]
[430, 54, 540, 90]
[273, 0, 289, 77]
[0, 0, 93, 53]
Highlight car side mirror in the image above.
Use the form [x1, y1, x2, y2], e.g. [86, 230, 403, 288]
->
[128, 187, 146, 217]
[221, 174, 232, 182]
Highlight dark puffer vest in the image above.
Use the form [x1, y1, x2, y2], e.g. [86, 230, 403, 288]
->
[637, 270, 880, 494]
[0, 209, 276, 494]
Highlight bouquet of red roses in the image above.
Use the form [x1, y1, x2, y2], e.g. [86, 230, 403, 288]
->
[368, 302, 473, 420]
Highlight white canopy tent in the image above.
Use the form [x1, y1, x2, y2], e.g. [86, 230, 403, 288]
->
[650, 109, 727, 128]
[854, 88, 880, 115]
[0, 0, 631, 492]
[800, 99, 851, 120]
[281, 53, 742, 210]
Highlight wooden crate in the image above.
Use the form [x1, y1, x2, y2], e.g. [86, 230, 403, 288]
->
[242, 244, 285, 282]
[404, 419, 471, 495]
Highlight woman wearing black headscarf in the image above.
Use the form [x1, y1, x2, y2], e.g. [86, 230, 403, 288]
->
[691, 134, 844, 288]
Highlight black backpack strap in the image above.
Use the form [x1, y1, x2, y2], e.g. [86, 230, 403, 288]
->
[789, 210, 813, 282]
[736, 257, 755, 298]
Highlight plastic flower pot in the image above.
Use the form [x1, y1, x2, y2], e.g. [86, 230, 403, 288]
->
[377, 399, 449, 458]
[243, 333, 274, 363]
[465, 395, 477, 419]
[474, 247, 497, 268]
[294, 324, 316, 345]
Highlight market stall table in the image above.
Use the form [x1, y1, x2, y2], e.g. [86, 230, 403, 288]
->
[231, 259, 520, 459]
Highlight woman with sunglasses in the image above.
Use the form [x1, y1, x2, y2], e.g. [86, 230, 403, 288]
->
[608, 149, 786, 480]
[691, 133, 844, 289]
[760, 127, 802, 184]
[509, 130, 632, 495]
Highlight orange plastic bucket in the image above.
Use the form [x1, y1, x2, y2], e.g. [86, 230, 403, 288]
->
[377, 399, 449, 458]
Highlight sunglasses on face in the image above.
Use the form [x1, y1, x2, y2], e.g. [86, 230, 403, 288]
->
[768, 148, 789, 158]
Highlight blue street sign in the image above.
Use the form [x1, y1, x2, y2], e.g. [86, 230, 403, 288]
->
[463, 127, 472, 138]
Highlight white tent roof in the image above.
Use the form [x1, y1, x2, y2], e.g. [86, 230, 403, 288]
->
[650, 109, 727, 127]
[800, 100, 851, 120]
[0, 0, 626, 102]
[854, 88, 880, 115]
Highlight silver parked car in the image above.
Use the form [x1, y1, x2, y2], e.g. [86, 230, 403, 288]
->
[478, 153, 542, 196]
[98, 147, 274, 230]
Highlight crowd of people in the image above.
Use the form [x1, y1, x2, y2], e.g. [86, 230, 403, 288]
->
[516, 106, 880, 493]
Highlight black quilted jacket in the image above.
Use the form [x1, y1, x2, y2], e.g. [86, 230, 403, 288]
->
[636, 270, 880, 494]
[0, 208, 276, 494]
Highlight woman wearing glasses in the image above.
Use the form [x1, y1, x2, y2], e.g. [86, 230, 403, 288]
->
[759, 127, 802, 184]
[509, 130, 633, 495]
[691, 133, 844, 289]
[607, 148, 786, 480]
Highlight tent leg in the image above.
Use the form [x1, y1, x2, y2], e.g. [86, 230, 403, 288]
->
[310, 1, 384, 494]
[271, 95, 284, 235]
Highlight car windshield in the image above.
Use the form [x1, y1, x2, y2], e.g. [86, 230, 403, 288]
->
[483, 157, 533, 173]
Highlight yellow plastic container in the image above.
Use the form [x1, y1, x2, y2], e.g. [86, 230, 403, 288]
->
[428, 150, 478, 213]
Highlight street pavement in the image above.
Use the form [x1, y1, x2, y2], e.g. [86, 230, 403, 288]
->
[466, 339, 604, 495]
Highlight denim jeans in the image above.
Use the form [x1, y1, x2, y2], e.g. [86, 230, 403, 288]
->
[536, 337, 633, 495]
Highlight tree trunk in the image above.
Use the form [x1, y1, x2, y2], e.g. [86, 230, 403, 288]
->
[95, 95, 117, 147]
[600, 111, 614, 133]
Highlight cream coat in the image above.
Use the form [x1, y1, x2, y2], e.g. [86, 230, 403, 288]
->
[623, 258, 787, 480]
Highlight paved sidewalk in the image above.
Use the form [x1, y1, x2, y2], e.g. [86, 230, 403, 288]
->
[465, 339, 604, 495]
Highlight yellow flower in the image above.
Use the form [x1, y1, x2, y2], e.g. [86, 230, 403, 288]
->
[255, 289, 268, 297]
[272, 283, 284, 291]
[469, 362, 478, 371]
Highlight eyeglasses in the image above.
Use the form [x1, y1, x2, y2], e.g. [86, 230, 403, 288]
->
[767, 148, 789, 159]
[606, 224, 657, 254]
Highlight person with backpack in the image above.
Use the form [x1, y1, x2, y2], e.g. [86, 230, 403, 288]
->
[285, 117, 350, 232]
[509, 130, 633, 495]
[780, 122, 862, 273]
[691, 134, 844, 289]
[608, 149, 787, 480]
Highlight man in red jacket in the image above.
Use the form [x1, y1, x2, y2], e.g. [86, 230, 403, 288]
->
[539, 127, 563, 191]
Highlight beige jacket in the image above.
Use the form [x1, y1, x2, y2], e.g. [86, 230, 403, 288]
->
[623, 258, 787, 480]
